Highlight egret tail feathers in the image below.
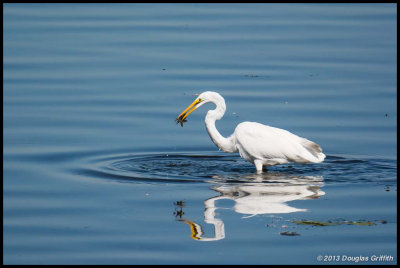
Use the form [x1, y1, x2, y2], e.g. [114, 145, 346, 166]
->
[300, 138, 325, 162]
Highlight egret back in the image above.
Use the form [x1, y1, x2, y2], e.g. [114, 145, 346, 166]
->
[233, 122, 325, 165]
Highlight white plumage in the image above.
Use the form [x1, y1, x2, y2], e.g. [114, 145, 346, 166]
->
[176, 91, 325, 172]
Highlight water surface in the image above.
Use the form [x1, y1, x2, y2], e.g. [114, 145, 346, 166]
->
[3, 3, 397, 265]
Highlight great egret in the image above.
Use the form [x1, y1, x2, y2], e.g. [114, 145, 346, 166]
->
[176, 91, 325, 172]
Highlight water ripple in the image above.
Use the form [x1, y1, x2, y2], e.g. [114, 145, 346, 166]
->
[70, 151, 396, 185]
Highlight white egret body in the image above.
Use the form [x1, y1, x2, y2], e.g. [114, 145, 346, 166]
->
[176, 91, 325, 172]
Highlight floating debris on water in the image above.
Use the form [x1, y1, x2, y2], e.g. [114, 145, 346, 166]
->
[292, 219, 378, 226]
[292, 220, 337, 226]
[280, 231, 300, 236]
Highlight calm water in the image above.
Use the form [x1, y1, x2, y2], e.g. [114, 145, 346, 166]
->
[3, 3, 397, 265]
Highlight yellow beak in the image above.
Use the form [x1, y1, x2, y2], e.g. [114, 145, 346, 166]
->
[175, 98, 201, 127]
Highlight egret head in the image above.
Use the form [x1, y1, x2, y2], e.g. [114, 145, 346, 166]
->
[175, 91, 222, 127]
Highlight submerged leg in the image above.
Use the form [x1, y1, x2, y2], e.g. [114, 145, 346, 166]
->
[254, 160, 264, 173]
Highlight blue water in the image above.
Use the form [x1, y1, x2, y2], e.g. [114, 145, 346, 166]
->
[3, 3, 397, 265]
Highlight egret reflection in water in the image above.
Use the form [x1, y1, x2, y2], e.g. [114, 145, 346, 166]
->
[79, 151, 392, 243]
[176, 173, 325, 241]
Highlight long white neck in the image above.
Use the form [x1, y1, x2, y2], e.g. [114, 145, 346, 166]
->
[204, 97, 237, 153]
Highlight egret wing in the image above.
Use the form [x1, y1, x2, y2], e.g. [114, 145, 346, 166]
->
[234, 122, 324, 164]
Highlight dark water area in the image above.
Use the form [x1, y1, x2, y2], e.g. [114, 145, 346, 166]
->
[3, 3, 397, 264]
